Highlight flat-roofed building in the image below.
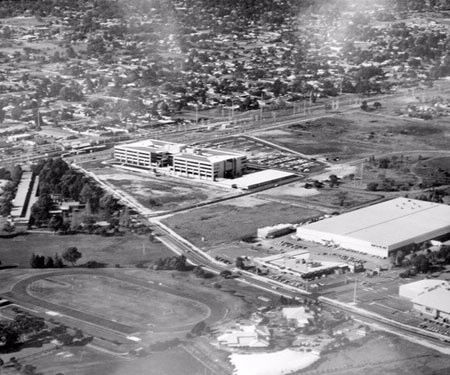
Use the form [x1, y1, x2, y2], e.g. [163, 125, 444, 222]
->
[399, 279, 448, 300]
[400, 280, 450, 320]
[173, 147, 246, 180]
[114, 139, 185, 169]
[219, 169, 296, 190]
[412, 284, 450, 320]
[296, 198, 450, 258]
[114, 139, 246, 181]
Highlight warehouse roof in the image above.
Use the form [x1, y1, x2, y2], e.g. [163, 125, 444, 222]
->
[412, 284, 450, 313]
[399, 279, 449, 300]
[220, 169, 296, 189]
[298, 198, 450, 248]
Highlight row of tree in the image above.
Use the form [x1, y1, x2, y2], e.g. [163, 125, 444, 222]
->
[0, 165, 22, 217]
[154, 255, 189, 271]
[30, 247, 82, 268]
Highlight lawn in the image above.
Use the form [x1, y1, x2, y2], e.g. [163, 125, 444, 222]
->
[162, 196, 323, 248]
[29, 274, 209, 328]
[0, 232, 171, 268]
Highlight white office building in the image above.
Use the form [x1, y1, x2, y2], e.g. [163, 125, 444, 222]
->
[114, 139, 246, 180]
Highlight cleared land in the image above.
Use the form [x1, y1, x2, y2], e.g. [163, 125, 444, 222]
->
[0, 232, 170, 267]
[162, 196, 322, 248]
[91, 166, 235, 212]
[256, 182, 384, 210]
[254, 111, 450, 161]
[29, 274, 209, 329]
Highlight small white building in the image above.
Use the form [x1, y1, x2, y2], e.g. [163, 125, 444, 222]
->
[217, 325, 270, 348]
[257, 223, 295, 239]
[282, 307, 314, 328]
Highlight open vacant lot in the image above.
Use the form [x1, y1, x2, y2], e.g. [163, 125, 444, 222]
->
[29, 274, 209, 329]
[0, 232, 170, 267]
[91, 166, 235, 212]
[254, 111, 450, 161]
[162, 196, 322, 248]
[256, 182, 384, 210]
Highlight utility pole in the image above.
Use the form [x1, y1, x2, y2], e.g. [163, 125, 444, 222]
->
[353, 276, 358, 304]
[195, 104, 198, 126]
[360, 162, 364, 187]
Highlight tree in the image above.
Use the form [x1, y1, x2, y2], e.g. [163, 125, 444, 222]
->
[13, 313, 46, 342]
[220, 270, 233, 279]
[411, 254, 431, 273]
[30, 254, 45, 269]
[235, 257, 245, 269]
[30, 193, 53, 225]
[394, 250, 405, 267]
[329, 174, 339, 188]
[366, 182, 378, 191]
[0, 321, 19, 349]
[62, 247, 82, 266]
[337, 191, 348, 207]
[54, 253, 64, 268]
[45, 256, 54, 268]
[49, 215, 63, 232]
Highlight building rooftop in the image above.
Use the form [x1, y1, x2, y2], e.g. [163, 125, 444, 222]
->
[412, 284, 450, 314]
[282, 307, 314, 327]
[298, 198, 450, 248]
[219, 169, 296, 189]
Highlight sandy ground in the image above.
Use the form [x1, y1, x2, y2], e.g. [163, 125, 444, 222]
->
[310, 164, 358, 180]
[229, 349, 320, 375]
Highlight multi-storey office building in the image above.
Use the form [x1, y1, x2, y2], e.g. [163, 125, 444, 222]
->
[114, 139, 185, 169]
[114, 139, 246, 181]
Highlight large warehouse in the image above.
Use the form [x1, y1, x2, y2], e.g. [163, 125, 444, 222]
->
[296, 198, 450, 258]
[114, 139, 247, 180]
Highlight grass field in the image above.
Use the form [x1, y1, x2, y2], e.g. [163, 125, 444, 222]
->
[0, 232, 171, 268]
[162, 196, 322, 247]
[29, 274, 209, 328]
[21, 343, 207, 375]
